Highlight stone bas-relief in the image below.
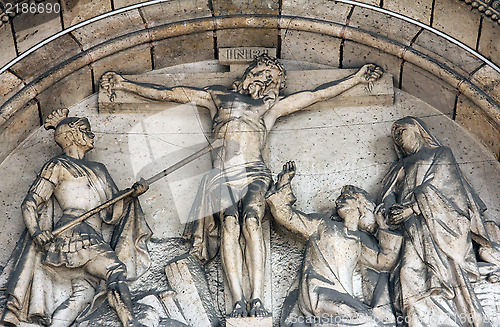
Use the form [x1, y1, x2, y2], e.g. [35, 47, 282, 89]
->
[0, 54, 499, 327]
[379, 117, 500, 327]
[100, 54, 383, 319]
[0, 109, 153, 327]
[267, 117, 500, 327]
[267, 162, 402, 326]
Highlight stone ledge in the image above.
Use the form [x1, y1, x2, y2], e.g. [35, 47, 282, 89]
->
[97, 68, 394, 113]
[92, 45, 152, 86]
[342, 41, 403, 86]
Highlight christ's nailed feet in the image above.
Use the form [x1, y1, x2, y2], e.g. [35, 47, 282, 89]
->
[228, 300, 248, 318]
[249, 298, 270, 317]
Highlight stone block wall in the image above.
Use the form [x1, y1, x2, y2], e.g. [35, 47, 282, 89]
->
[0, 0, 499, 162]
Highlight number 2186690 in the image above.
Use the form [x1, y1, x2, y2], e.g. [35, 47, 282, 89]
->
[5, 2, 61, 14]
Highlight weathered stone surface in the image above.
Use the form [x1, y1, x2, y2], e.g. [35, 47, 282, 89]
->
[12, 0, 62, 54]
[61, 0, 112, 27]
[71, 9, 145, 50]
[37, 66, 93, 120]
[400, 62, 457, 117]
[212, 0, 278, 49]
[456, 95, 500, 158]
[0, 23, 17, 68]
[113, 0, 149, 9]
[212, 0, 279, 15]
[0, 71, 24, 106]
[282, 0, 353, 23]
[412, 30, 483, 76]
[352, 0, 379, 6]
[470, 65, 500, 104]
[92, 44, 152, 86]
[139, 0, 211, 27]
[217, 29, 279, 49]
[226, 316, 273, 327]
[342, 41, 402, 86]
[281, 30, 341, 67]
[383, 0, 433, 24]
[433, 0, 481, 49]
[138, 294, 170, 321]
[349, 7, 422, 46]
[10, 34, 81, 82]
[152, 32, 214, 70]
[0, 100, 39, 163]
[478, 19, 500, 67]
[159, 291, 189, 324]
[165, 254, 221, 327]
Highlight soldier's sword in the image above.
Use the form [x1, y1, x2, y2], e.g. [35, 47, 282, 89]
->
[52, 139, 224, 237]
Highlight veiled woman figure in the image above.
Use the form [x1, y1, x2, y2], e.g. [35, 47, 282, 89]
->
[379, 116, 499, 327]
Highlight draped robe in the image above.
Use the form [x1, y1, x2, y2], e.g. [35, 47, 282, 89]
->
[380, 146, 493, 327]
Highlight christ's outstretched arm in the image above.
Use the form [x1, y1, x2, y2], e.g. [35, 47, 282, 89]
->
[264, 64, 383, 128]
[100, 72, 217, 115]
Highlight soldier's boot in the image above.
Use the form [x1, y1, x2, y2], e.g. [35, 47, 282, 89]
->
[106, 265, 146, 327]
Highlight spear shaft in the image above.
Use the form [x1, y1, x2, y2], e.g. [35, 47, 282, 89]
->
[52, 139, 222, 237]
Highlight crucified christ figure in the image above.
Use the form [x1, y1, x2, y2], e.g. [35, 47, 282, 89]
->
[100, 55, 383, 318]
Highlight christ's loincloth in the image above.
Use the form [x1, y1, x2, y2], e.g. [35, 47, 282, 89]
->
[184, 160, 272, 262]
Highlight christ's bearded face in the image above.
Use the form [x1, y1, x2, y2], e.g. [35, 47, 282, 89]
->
[239, 64, 282, 99]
